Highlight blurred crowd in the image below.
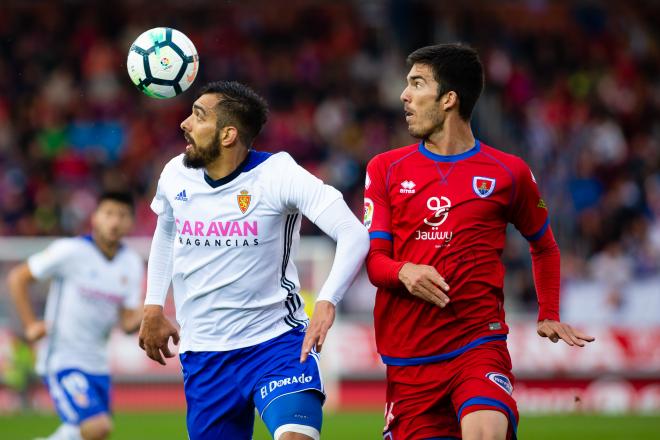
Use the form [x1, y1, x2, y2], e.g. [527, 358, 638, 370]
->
[0, 0, 658, 315]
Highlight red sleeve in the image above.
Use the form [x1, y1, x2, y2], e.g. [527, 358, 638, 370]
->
[509, 160, 560, 322]
[364, 156, 406, 288]
[508, 160, 549, 241]
[366, 239, 407, 288]
[530, 226, 560, 322]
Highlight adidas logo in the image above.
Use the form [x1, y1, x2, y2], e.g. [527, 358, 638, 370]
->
[175, 190, 188, 201]
[400, 180, 416, 194]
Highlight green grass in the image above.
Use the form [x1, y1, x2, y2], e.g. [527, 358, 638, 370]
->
[1, 412, 659, 439]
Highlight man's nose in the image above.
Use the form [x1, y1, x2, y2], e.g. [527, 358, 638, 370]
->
[181, 115, 191, 131]
[400, 87, 410, 103]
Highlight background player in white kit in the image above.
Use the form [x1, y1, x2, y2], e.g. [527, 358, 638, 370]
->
[139, 81, 369, 440]
[8, 192, 144, 440]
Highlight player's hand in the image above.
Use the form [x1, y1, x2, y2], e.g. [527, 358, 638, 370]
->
[25, 320, 47, 343]
[398, 263, 450, 308]
[139, 305, 180, 366]
[300, 300, 335, 363]
[537, 320, 595, 347]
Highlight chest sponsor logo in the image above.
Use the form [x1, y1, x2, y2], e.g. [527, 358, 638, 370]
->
[174, 189, 188, 202]
[486, 372, 513, 395]
[176, 218, 260, 248]
[237, 189, 251, 213]
[473, 176, 496, 198]
[78, 286, 124, 304]
[260, 373, 313, 399]
[364, 198, 374, 229]
[423, 196, 451, 226]
[400, 180, 416, 194]
[416, 196, 453, 245]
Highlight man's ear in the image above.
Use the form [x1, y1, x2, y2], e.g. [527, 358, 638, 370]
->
[442, 91, 458, 112]
[220, 126, 239, 146]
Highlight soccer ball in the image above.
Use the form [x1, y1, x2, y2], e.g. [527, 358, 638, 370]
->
[127, 27, 199, 99]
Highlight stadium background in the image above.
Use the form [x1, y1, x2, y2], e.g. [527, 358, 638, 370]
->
[1, 0, 659, 438]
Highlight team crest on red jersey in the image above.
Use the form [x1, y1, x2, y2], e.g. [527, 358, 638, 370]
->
[473, 176, 496, 198]
[237, 190, 251, 213]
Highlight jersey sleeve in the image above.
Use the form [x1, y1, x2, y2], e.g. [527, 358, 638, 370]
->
[276, 153, 342, 221]
[27, 239, 77, 281]
[508, 161, 549, 242]
[364, 156, 392, 240]
[123, 254, 145, 309]
[150, 174, 174, 220]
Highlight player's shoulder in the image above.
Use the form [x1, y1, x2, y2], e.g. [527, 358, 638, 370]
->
[264, 150, 295, 166]
[40, 236, 90, 259]
[479, 142, 530, 173]
[54, 236, 89, 251]
[368, 144, 418, 169]
[253, 151, 301, 177]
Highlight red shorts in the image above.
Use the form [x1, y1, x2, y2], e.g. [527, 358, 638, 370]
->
[383, 341, 518, 440]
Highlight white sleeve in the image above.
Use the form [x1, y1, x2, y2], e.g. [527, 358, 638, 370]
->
[27, 239, 75, 281]
[313, 199, 370, 305]
[144, 215, 176, 306]
[278, 153, 342, 221]
[150, 175, 174, 220]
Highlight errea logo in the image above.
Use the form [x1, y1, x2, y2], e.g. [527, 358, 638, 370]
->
[400, 180, 416, 194]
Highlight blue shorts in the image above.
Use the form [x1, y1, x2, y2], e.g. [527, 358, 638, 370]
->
[180, 326, 325, 440]
[44, 369, 111, 425]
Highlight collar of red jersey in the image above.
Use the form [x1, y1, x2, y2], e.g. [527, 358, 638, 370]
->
[418, 140, 481, 162]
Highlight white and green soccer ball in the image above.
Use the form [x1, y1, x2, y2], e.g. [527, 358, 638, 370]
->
[127, 27, 199, 99]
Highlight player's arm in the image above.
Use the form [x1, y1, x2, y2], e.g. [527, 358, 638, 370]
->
[139, 215, 179, 365]
[363, 158, 450, 307]
[300, 198, 370, 362]
[274, 153, 370, 362]
[510, 163, 594, 347]
[530, 229, 594, 346]
[139, 181, 180, 365]
[7, 263, 46, 342]
[119, 307, 142, 334]
[120, 258, 145, 334]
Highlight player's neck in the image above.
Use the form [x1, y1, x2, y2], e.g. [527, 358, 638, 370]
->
[205, 147, 250, 181]
[425, 120, 475, 156]
[91, 232, 120, 260]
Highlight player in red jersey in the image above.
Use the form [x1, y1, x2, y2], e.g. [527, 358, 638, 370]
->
[364, 43, 595, 440]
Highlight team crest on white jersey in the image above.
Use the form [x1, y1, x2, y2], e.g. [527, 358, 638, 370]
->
[473, 176, 496, 198]
[237, 189, 251, 213]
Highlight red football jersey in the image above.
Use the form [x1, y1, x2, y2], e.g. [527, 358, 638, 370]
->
[365, 140, 550, 363]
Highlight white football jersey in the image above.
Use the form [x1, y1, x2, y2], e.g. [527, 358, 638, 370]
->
[150, 151, 342, 352]
[28, 236, 144, 375]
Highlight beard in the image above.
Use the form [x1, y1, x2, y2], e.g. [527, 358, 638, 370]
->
[183, 129, 221, 169]
[407, 108, 445, 140]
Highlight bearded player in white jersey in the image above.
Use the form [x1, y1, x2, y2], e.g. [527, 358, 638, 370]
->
[139, 81, 369, 440]
[8, 192, 144, 440]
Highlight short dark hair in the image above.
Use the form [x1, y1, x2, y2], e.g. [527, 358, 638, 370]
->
[98, 191, 134, 212]
[197, 81, 269, 147]
[407, 43, 484, 121]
